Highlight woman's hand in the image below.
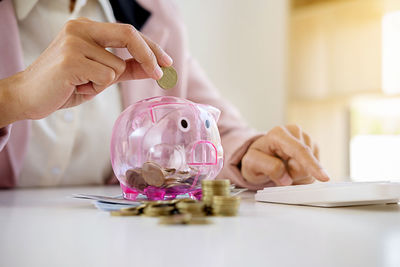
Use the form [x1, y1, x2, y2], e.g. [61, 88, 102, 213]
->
[0, 18, 172, 127]
[241, 125, 330, 186]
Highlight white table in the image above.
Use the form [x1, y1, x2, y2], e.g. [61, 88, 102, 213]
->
[1, 186, 400, 267]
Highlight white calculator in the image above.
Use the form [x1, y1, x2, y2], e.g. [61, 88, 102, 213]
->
[255, 181, 400, 207]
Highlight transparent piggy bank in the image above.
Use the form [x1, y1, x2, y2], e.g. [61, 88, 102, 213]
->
[110, 96, 224, 201]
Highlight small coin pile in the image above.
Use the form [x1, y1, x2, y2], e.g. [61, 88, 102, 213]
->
[110, 179, 241, 225]
[201, 179, 230, 206]
[157, 66, 178, 90]
[212, 196, 241, 216]
[125, 161, 193, 191]
[201, 179, 240, 216]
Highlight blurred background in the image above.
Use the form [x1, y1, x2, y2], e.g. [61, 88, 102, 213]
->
[175, 0, 400, 182]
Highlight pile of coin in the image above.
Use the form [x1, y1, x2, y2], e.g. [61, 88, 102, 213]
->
[110, 179, 241, 225]
[201, 179, 230, 206]
[212, 196, 241, 216]
[143, 204, 175, 217]
[125, 162, 194, 191]
[176, 199, 206, 217]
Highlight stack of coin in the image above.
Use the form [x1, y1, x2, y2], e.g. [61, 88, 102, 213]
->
[143, 204, 175, 217]
[201, 179, 231, 206]
[176, 200, 205, 217]
[159, 213, 192, 225]
[110, 204, 146, 216]
[212, 196, 241, 216]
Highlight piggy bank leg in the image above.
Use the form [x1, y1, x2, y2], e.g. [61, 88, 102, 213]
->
[144, 186, 166, 200]
[120, 183, 139, 201]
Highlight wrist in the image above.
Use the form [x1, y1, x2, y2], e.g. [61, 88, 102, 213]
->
[0, 72, 27, 128]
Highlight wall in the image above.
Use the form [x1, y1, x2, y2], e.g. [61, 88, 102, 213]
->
[174, 0, 288, 132]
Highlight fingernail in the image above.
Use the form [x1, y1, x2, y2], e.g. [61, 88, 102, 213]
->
[154, 66, 163, 80]
[162, 53, 173, 65]
[279, 176, 293, 186]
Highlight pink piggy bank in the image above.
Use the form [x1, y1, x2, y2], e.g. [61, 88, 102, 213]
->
[110, 96, 224, 201]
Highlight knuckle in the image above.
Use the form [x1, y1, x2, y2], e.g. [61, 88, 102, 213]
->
[141, 48, 157, 64]
[63, 20, 80, 35]
[270, 159, 284, 174]
[241, 153, 252, 169]
[152, 42, 162, 53]
[286, 124, 302, 137]
[115, 60, 126, 75]
[267, 126, 285, 139]
[123, 24, 138, 37]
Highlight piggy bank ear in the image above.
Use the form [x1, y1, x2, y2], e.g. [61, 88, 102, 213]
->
[199, 104, 221, 122]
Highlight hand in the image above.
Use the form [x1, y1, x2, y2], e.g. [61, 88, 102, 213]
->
[241, 125, 330, 186]
[0, 18, 172, 127]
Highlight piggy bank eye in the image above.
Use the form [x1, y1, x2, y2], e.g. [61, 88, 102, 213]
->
[179, 117, 190, 132]
[205, 119, 210, 129]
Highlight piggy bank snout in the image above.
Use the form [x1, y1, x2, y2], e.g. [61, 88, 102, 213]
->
[188, 140, 218, 166]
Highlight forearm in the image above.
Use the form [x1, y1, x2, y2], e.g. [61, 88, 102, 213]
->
[0, 72, 25, 128]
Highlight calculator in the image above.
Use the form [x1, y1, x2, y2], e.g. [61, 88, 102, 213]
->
[255, 181, 400, 207]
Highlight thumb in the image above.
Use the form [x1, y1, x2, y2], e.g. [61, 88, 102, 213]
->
[116, 58, 152, 82]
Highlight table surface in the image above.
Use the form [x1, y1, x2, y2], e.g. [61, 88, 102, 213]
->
[1, 186, 400, 267]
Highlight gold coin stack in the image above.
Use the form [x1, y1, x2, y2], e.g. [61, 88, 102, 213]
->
[176, 201, 205, 217]
[110, 179, 242, 223]
[201, 179, 231, 206]
[110, 204, 147, 216]
[143, 204, 175, 217]
[212, 196, 241, 216]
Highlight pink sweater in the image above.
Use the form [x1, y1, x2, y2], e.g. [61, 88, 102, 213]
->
[0, 0, 272, 190]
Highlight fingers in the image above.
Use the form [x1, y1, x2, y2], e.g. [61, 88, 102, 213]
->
[287, 158, 315, 185]
[241, 149, 293, 186]
[286, 124, 319, 160]
[273, 129, 329, 182]
[253, 126, 330, 182]
[83, 20, 168, 80]
[72, 58, 116, 94]
[83, 43, 126, 82]
[116, 58, 149, 82]
[140, 33, 173, 66]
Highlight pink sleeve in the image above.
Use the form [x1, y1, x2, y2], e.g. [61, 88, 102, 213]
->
[185, 57, 275, 190]
[0, 125, 11, 151]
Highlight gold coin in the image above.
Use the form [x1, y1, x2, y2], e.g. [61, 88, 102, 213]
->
[159, 214, 192, 225]
[142, 162, 165, 187]
[157, 66, 178, 90]
[201, 179, 230, 186]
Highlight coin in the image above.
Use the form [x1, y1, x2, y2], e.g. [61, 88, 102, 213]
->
[201, 179, 231, 206]
[125, 169, 147, 190]
[143, 204, 175, 217]
[110, 206, 141, 216]
[157, 66, 178, 90]
[212, 196, 241, 216]
[142, 162, 165, 187]
[159, 213, 192, 225]
[176, 201, 205, 216]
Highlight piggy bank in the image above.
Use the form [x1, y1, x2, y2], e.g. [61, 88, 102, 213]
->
[110, 96, 224, 201]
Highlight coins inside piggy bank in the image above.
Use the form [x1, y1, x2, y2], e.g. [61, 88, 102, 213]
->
[157, 66, 178, 90]
[142, 162, 165, 187]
